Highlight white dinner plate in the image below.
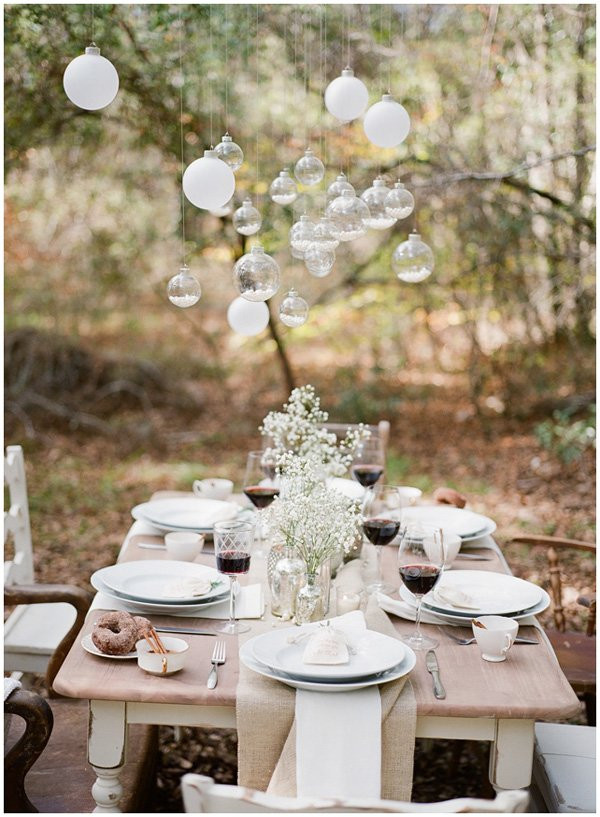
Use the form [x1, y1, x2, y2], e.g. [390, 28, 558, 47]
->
[131, 497, 241, 534]
[94, 560, 229, 603]
[251, 626, 406, 681]
[397, 583, 550, 623]
[81, 633, 137, 660]
[400, 506, 495, 539]
[240, 638, 416, 692]
[90, 573, 230, 615]
[326, 478, 366, 501]
[421, 570, 543, 616]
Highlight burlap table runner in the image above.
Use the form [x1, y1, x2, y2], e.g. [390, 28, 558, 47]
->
[237, 554, 417, 800]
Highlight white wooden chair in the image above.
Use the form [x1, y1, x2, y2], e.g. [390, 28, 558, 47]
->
[181, 775, 529, 813]
[4, 445, 77, 676]
[530, 722, 596, 813]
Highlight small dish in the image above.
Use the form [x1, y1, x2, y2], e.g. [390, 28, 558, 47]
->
[81, 633, 137, 660]
[136, 636, 189, 675]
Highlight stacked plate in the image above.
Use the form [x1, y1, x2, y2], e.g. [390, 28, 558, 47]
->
[90, 560, 230, 615]
[131, 497, 242, 534]
[398, 570, 550, 624]
[241, 624, 416, 692]
[399, 506, 497, 543]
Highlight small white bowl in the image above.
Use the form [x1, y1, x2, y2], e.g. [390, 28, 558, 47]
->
[136, 636, 189, 676]
[164, 531, 205, 562]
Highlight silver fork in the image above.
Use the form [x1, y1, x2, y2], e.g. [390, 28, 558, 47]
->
[206, 640, 226, 689]
[439, 626, 539, 645]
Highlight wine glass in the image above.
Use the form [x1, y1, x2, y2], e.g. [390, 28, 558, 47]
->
[397, 522, 444, 650]
[350, 437, 385, 488]
[362, 484, 402, 594]
[243, 450, 279, 557]
[214, 519, 255, 635]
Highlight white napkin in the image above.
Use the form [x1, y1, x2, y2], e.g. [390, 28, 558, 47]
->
[377, 592, 446, 625]
[432, 585, 479, 610]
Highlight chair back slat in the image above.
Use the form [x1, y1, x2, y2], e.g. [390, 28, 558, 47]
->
[4, 445, 34, 585]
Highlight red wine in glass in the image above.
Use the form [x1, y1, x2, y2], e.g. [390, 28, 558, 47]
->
[363, 518, 400, 546]
[351, 464, 384, 487]
[216, 550, 251, 575]
[399, 564, 441, 596]
[243, 485, 280, 509]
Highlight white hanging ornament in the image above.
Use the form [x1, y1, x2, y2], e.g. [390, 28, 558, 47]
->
[289, 215, 316, 253]
[233, 244, 280, 302]
[363, 94, 410, 148]
[214, 133, 244, 172]
[227, 297, 269, 336]
[294, 148, 325, 187]
[269, 169, 298, 205]
[63, 44, 119, 110]
[183, 149, 236, 210]
[325, 189, 370, 242]
[361, 178, 397, 230]
[385, 182, 415, 220]
[324, 67, 369, 123]
[326, 172, 355, 204]
[279, 289, 309, 328]
[167, 265, 201, 308]
[304, 246, 336, 278]
[233, 198, 262, 236]
[311, 217, 340, 251]
[392, 232, 434, 283]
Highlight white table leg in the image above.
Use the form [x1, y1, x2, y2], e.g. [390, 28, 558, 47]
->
[88, 700, 127, 813]
[489, 718, 535, 790]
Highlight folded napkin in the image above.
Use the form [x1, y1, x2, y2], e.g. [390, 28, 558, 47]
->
[432, 585, 478, 610]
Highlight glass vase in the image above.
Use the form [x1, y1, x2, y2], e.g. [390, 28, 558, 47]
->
[295, 572, 326, 624]
[270, 546, 305, 620]
[267, 542, 285, 583]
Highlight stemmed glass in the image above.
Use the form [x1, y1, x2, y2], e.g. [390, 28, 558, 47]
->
[362, 484, 402, 594]
[214, 519, 255, 635]
[397, 522, 444, 650]
[350, 437, 385, 488]
[243, 450, 279, 557]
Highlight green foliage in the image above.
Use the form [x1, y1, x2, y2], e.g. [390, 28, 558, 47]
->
[535, 406, 596, 464]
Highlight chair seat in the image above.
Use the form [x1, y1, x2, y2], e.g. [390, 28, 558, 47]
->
[5, 697, 157, 813]
[4, 603, 77, 672]
[532, 722, 596, 814]
[546, 629, 596, 692]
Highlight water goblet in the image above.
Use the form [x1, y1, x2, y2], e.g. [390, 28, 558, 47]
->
[214, 518, 255, 635]
[397, 522, 444, 650]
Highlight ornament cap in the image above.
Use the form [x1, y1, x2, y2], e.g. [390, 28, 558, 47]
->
[287, 288, 298, 296]
[280, 169, 290, 176]
[341, 67, 354, 77]
[409, 232, 421, 241]
[242, 197, 253, 205]
[337, 172, 347, 181]
[250, 244, 265, 253]
[180, 264, 190, 273]
[221, 133, 233, 142]
[299, 214, 310, 222]
[85, 45, 101, 55]
[394, 181, 406, 189]
[381, 93, 395, 102]
[304, 148, 314, 156]
[204, 149, 218, 158]
[373, 178, 387, 187]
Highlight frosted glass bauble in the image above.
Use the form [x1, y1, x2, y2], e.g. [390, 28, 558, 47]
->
[324, 67, 369, 122]
[233, 198, 262, 236]
[326, 172, 355, 204]
[363, 94, 410, 148]
[227, 297, 269, 336]
[63, 45, 119, 110]
[304, 246, 335, 277]
[214, 133, 244, 171]
[294, 148, 325, 186]
[310, 216, 340, 251]
[279, 289, 309, 328]
[392, 233, 434, 282]
[385, 182, 415, 220]
[289, 215, 316, 253]
[183, 149, 236, 210]
[269, 169, 298, 205]
[167, 266, 201, 308]
[325, 189, 370, 242]
[233, 245, 280, 301]
[361, 178, 397, 230]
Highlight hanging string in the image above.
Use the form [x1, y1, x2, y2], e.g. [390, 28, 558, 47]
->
[255, 4, 259, 205]
[346, 6, 351, 67]
[177, 8, 187, 268]
[208, 5, 213, 147]
[224, 4, 229, 131]
[388, 3, 393, 93]
[319, 7, 323, 162]
[303, 9, 309, 148]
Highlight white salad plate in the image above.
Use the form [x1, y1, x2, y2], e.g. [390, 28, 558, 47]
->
[251, 626, 406, 681]
[131, 497, 241, 534]
[241, 638, 416, 692]
[93, 560, 229, 604]
[400, 506, 496, 540]
[81, 633, 137, 660]
[90, 573, 229, 615]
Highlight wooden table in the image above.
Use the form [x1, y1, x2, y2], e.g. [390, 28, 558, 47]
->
[54, 493, 580, 812]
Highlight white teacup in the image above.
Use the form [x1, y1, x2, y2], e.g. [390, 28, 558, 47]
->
[193, 478, 234, 501]
[472, 615, 519, 662]
[397, 486, 422, 507]
[164, 531, 204, 562]
[136, 636, 189, 676]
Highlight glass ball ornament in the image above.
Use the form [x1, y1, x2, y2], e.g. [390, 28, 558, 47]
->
[326, 172, 355, 204]
[289, 215, 316, 253]
[325, 189, 370, 242]
[290, 245, 305, 260]
[294, 148, 325, 187]
[167, 265, 201, 308]
[63, 45, 119, 111]
[392, 233, 435, 283]
[304, 246, 336, 278]
[269, 169, 298, 205]
[385, 182, 415, 220]
[214, 132, 244, 172]
[363, 94, 411, 148]
[233, 244, 280, 302]
[324, 67, 369, 122]
[361, 178, 397, 230]
[233, 198, 262, 236]
[311, 217, 340, 251]
[183, 149, 236, 210]
[227, 297, 269, 336]
[279, 289, 309, 328]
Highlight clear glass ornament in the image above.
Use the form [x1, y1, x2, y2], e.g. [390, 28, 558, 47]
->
[392, 233, 435, 283]
[294, 148, 325, 187]
[167, 265, 201, 308]
[269, 169, 298, 205]
[214, 132, 244, 172]
[361, 178, 397, 230]
[233, 245, 280, 301]
[311, 216, 340, 251]
[279, 288, 309, 328]
[304, 245, 335, 278]
[326, 172, 355, 204]
[385, 182, 415, 220]
[233, 197, 262, 236]
[325, 189, 370, 242]
[291, 245, 305, 260]
[289, 215, 316, 253]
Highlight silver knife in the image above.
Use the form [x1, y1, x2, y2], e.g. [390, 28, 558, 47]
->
[154, 626, 216, 636]
[426, 650, 446, 699]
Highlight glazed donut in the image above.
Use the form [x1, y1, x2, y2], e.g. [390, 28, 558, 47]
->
[92, 611, 138, 655]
